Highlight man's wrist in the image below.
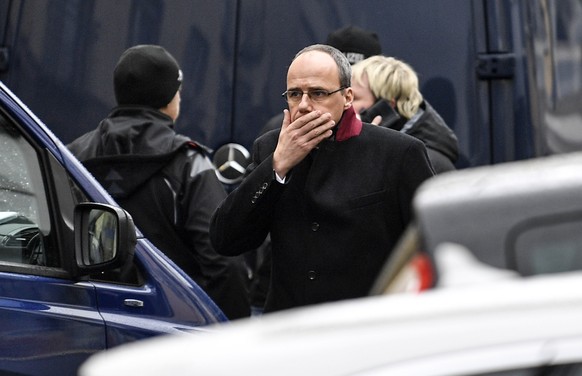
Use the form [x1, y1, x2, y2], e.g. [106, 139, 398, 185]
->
[274, 170, 286, 184]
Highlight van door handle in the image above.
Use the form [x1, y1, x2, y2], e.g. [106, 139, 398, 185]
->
[123, 299, 144, 308]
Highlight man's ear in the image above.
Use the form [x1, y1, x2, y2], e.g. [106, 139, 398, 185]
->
[344, 87, 354, 110]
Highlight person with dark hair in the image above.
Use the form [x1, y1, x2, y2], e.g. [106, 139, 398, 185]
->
[249, 26, 386, 316]
[68, 45, 251, 320]
[211, 44, 434, 313]
[257, 25, 382, 137]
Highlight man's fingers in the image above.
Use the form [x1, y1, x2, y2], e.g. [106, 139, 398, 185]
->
[283, 110, 335, 145]
[311, 119, 335, 137]
[302, 113, 333, 136]
[282, 109, 291, 128]
[288, 110, 324, 131]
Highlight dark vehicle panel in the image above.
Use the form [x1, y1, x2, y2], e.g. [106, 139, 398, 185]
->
[0, 0, 580, 182]
[0, 79, 225, 376]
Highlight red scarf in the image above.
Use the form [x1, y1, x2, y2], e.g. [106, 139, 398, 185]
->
[335, 106, 362, 142]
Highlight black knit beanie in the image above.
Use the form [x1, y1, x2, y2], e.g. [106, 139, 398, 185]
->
[114, 45, 183, 109]
[326, 25, 382, 65]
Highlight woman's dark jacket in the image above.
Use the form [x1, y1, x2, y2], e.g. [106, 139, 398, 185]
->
[68, 106, 250, 319]
[210, 106, 434, 313]
[361, 99, 459, 173]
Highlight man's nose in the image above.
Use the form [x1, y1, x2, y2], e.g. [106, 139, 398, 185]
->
[298, 93, 313, 109]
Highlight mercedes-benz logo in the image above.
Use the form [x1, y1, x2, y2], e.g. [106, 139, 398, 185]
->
[212, 143, 250, 185]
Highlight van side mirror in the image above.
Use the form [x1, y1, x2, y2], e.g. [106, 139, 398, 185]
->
[74, 203, 136, 274]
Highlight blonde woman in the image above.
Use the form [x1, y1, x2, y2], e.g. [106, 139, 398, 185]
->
[352, 56, 459, 173]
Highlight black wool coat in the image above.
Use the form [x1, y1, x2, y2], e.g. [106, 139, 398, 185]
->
[211, 108, 435, 313]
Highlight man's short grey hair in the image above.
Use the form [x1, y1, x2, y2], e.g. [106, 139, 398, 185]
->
[294, 44, 351, 88]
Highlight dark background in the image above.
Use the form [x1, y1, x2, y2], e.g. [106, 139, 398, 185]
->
[1, 0, 581, 169]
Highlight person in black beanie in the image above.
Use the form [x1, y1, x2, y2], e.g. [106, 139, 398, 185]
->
[325, 25, 382, 64]
[68, 44, 251, 320]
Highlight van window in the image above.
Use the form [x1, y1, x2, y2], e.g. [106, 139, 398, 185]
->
[0, 115, 57, 266]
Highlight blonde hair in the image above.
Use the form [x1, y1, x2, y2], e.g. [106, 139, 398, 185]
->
[352, 56, 423, 119]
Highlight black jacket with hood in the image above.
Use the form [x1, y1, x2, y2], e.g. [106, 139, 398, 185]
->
[361, 99, 459, 173]
[68, 106, 250, 319]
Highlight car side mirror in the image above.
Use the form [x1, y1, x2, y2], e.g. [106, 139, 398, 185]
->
[74, 203, 136, 274]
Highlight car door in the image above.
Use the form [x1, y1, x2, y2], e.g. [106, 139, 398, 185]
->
[0, 109, 107, 375]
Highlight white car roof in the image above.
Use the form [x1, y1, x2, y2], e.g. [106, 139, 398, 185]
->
[414, 151, 582, 270]
[81, 270, 582, 376]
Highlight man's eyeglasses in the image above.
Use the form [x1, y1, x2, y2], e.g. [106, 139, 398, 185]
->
[281, 87, 346, 103]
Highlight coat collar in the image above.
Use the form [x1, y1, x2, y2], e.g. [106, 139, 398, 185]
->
[335, 106, 362, 142]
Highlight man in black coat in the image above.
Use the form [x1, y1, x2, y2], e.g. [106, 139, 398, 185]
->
[68, 45, 250, 319]
[210, 44, 434, 313]
[248, 26, 385, 315]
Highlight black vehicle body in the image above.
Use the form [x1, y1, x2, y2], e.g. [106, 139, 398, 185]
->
[0, 0, 580, 183]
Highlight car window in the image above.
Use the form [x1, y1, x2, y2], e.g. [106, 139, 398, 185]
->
[0, 114, 56, 267]
[0, 111, 144, 284]
[509, 215, 582, 276]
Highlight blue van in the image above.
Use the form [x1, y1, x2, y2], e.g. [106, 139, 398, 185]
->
[0, 81, 226, 375]
[1, 0, 581, 182]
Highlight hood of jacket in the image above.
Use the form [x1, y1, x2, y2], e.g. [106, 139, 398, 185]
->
[68, 106, 193, 198]
[402, 100, 459, 163]
[361, 99, 459, 163]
